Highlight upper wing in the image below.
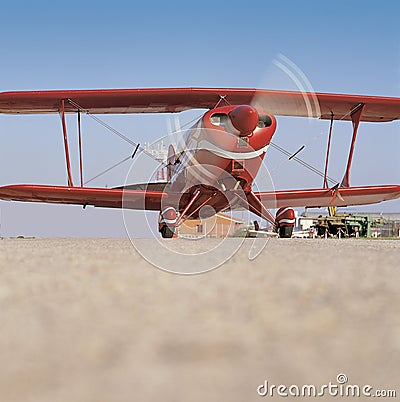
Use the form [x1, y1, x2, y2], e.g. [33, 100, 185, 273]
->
[254, 185, 400, 209]
[0, 88, 399, 122]
[0, 184, 172, 210]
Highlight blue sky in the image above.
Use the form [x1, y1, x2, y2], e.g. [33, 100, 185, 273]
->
[0, 0, 399, 237]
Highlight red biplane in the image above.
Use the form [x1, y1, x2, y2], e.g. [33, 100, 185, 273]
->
[0, 88, 399, 237]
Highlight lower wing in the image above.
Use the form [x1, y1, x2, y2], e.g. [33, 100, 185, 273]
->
[0, 184, 168, 210]
[254, 185, 400, 209]
[0, 184, 399, 210]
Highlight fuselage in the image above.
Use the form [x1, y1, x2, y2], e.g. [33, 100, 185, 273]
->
[164, 105, 277, 219]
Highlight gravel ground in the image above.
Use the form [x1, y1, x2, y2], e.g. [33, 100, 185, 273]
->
[0, 238, 399, 401]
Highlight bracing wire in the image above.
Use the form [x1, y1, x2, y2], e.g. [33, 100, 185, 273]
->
[269, 142, 338, 185]
[67, 97, 339, 187]
[67, 99, 160, 162]
[68, 98, 203, 185]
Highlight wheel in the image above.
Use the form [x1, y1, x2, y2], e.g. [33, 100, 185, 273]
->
[161, 225, 175, 238]
[279, 226, 293, 238]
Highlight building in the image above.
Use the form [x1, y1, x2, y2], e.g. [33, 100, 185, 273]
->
[178, 213, 244, 238]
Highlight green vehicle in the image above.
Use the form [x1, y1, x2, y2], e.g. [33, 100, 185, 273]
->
[312, 214, 386, 237]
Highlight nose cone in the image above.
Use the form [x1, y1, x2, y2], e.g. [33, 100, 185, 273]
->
[229, 105, 258, 136]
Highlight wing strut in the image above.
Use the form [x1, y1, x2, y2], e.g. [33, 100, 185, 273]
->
[341, 103, 365, 187]
[59, 99, 74, 187]
[323, 112, 334, 188]
[77, 110, 84, 187]
[323, 113, 337, 216]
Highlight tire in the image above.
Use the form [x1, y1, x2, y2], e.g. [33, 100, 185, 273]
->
[279, 226, 293, 238]
[161, 226, 175, 238]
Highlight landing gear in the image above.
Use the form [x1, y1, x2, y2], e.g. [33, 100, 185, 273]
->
[158, 207, 177, 239]
[278, 225, 294, 238]
[275, 207, 295, 238]
[160, 225, 175, 238]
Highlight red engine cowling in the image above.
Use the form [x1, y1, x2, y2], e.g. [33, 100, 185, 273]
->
[275, 207, 295, 238]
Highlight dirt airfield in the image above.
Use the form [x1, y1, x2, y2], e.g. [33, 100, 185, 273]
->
[0, 237, 399, 402]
